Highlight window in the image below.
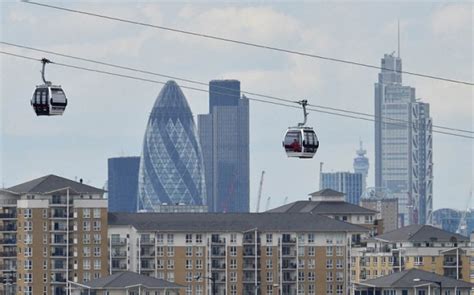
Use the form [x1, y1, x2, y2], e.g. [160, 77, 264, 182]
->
[195, 246, 203, 257]
[185, 259, 192, 269]
[83, 221, 90, 231]
[336, 259, 343, 269]
[308, 272, 315, 281]
[185, 272, 193, 282]
[266, 271, 273, 282]
[43, 221, 48, 231]
[24, 221, 32, 231]
[185, 246, 193, 257]
[266, 234, 273, 244]
[157, 234, 164, 244]
[298, 271, 304, 281]
[196, 259, 203, 269]
[157, 259, 164, 269]
[167, 234, 174, 244]
[326, 271, 333, 282]
[93, 247, 101, 257]
[336, 271, 344, 281]
[298, 234, 305, 244]
[196, 285, 203, 295]
[167, 246, 174, 257]
[326, 259, 333, 269]
[266, 285, 273, 295]
[167, 259, 174, 269]
[415, 256, 423, 266]
[308, 246, 315, 256]
[326, 246, 333, 256]
[83, 246, 91, 257]
[83, 259, 90, 270]
[266, 246, 273, 256]
[25, 247, 32, 257]
[93, 208, 101, 218]
[24, 286, 32, 295]
[308, 285, 315, 295]
[94, 259, 101, 270]
[336, 284, 343, 295]
[24, 260, 32, 270]
[230, 233, 237, 243]
[195, 234, 202, 244]
[298, 246, 305, 256]
[336, 246, 344, 256]
[83, 209, 90, 218]
[186, 234, 193, 244]
[93, 220, 101, 231]
[266, 259, 273, 269]
[230, 271, 237, 282]
[157, 246, 164, 256]
[93, 233, 101, 244]
[24, 273, 32, 283]
[230, 246, 237, 256]
[83, 234, 90, 244]
[230, 259, 237, 269]
[298, 259, 305, 268]
[308, 259, 315, 269]
[166, 272, 174, 282]
[308, 233, 315, 243]
[83, 272, 91, 282]
[25, 233, 32, 244]
[24, 209, 32, 218]
[230, 285, 237, 295]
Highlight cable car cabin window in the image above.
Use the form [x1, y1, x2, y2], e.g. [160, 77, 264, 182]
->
[304, 131, 317, 146]
[51, 89, 66, 105]
[284, 131, 302, 152]
[41, 90, 47, 105]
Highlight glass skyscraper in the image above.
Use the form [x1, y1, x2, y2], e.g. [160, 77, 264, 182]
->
[108, 156, 140, 212]
[320, 172, 363, 205]
[138, 80, 207, 212]
[374, 53, 433, 226]
[198, 80, 250, 212]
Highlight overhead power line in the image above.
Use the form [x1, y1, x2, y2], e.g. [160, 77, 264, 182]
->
[1, 41, 472, 136]
[1, 50, 472, 139]
[22, 1, 473, 86]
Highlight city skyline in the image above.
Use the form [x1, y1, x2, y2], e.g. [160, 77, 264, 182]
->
[1, 2, 472, 212]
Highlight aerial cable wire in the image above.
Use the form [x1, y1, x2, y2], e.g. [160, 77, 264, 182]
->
[1, 41, 472, 136]
[21, 0, 473, 86]
[1, 51, 472, 139]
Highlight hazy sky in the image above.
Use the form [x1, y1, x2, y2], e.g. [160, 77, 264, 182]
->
[1, 1, 472, 211]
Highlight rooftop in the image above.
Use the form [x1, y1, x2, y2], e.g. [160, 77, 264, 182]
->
[357, 268, 473, 288]
[108, 212, 369, 233]
[376, 224, 469, 243]
[83, 271, 183, 289]
[6, 174, 105, 195]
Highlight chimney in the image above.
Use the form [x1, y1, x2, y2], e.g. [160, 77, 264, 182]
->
[79, 178, 83, 184]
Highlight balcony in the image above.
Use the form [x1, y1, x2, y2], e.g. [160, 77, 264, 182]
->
[0, 225, 17, 232]
[111, 238, 127, 245]
[140, 238, 155, 245]
[282, 238, 297, 244]
[0, 239, 16, 245]
[140, 251, 155, 257]
[0, 213, 16, 219]
[0, 251, 16, 257]
[212, 263, 226, 270]
[112, 251, 127, 258]
[0, 264, 17, 271]
[211, 238, 226, 245]
[443, 260, 462, 267]
[112, 264, 127, 270]
[211, 250, 226, 257]
[243, 263, 260, 270]
[243, 238, 261, 245]
[282, 262, 297, 270]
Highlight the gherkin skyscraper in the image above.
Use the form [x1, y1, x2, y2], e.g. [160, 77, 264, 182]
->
[138, 81, 206, 212]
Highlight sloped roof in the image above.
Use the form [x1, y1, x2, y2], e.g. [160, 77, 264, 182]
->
[7, 175, 104, 195]
[358, 269, 473, 288]
[84, 271, 183, 289]
[108, 212, 369, 233]
[309, 188, 345, 197]
[267, 201, 376, 214]
[376, 224, 468, 243]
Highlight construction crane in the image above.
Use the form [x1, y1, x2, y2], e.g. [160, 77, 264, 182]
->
[265, 196, 271, 211]
[456, 187, 472, 236]
[283, 196, 288, 205]
[255, 171, 265, 213]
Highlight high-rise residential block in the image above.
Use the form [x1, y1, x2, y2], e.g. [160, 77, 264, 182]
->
[108, 212, 368, 295]
[198, 80, 249, 212]
[138, 81, 207, 212]
[360, 196, 398, 233]
[320, 172, 363, 205]
[0, 175, 108, 295]
[374, 53, 433, 226]
[107, 156, 140, 213]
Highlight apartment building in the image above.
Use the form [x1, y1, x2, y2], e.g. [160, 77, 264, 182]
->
[108, 212, 369, 295]
[0, 174, 108, 295]
[268, 189, 381, 237]
[351, 224, 471, 286]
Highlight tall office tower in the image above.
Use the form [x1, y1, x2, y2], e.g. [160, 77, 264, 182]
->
[320, 172, 363, 205]
[353, 140, 369, 190]
[138, 81, 207, 212]
[374, 53, 433, 226]
[198, 80, 250, 212]
[108, 156, 140, 213]
[0, 175, 108, 295]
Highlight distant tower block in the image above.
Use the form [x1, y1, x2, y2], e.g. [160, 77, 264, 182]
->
[353, 140, 369, 190]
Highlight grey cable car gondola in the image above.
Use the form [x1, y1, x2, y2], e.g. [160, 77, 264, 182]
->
[31, 58, 67, 116]
[283, 100, 319, 159]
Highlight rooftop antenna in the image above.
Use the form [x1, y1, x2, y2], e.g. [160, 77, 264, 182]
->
[397, 19, 400, 58]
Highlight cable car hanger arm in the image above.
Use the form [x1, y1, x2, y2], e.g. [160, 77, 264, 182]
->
[41, 58, 52, 85]
[297, 99, 308, 127]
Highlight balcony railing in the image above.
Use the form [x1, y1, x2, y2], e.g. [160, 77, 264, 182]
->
[0, 251, 16, 257]
[0, 239, 16, 245]
[0, 213, 16, 219]
[111, 238, 127, 245]
[0, 225, 17, 232]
